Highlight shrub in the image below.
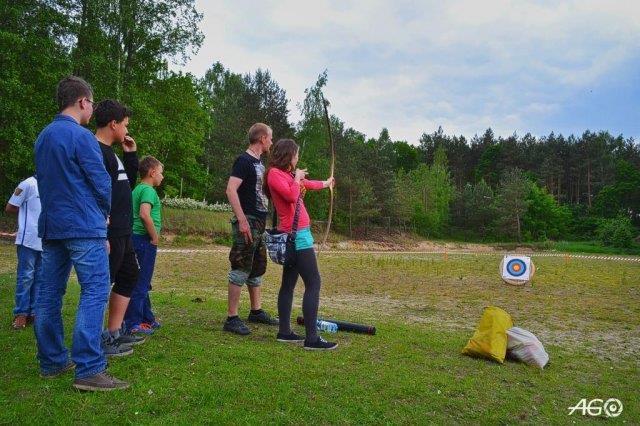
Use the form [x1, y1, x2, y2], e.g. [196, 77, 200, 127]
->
[596, 216, 636, 248]
[162, 197, 231, 212]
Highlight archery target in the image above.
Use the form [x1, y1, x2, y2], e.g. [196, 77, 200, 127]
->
[501, 255, 533, 283]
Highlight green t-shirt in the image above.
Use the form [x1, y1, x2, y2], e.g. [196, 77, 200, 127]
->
[132, 183, 162, 235]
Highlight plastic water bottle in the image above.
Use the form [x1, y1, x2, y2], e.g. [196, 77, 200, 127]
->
[316, 319, 338, 333]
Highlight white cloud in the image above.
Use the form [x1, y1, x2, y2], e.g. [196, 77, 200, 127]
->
[177, 0, 640, 142]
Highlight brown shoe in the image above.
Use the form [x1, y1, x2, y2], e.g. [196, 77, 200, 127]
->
[26, 315, 35, 325]
[12, 315, 27, 330]
[40, 360, 75, 378]
[73, 372, 129, 391]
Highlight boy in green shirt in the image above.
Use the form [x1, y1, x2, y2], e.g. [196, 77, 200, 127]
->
[124, 156, 164, 334]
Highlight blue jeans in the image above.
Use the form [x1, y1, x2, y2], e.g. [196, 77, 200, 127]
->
[34, 238, 110, 379]
[124, 235, 157, 329]
[14, 245, 42, 316]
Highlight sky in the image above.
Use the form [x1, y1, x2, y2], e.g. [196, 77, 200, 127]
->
[177, 0, 640, 144]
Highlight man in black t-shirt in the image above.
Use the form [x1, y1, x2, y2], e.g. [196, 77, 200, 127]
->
[224, 123, 278, 335]
[95, 100, 145, 355]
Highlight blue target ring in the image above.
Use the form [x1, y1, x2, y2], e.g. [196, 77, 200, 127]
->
[506, 259, 527, 277]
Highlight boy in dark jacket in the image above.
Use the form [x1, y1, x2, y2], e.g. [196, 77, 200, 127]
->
[94, 100, 145, 356]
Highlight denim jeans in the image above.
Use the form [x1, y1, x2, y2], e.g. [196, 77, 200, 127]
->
[34, 238, 110, 379]
[14, 245, 42, 316]
[124, 235, 157, 329]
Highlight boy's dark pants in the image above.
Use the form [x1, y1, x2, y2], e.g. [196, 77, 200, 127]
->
[124, 234, 157, 329]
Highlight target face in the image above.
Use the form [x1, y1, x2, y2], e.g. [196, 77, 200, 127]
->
[501, 255, 532, 281]
[506, 259, 527, 277]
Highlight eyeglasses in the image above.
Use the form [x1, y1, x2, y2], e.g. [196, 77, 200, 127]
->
[80, 98, 96, 108]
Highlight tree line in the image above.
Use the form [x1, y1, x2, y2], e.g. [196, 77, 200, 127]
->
[2, 1, 639, 245]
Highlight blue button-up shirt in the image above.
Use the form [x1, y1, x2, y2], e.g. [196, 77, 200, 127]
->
[35, 114, 111, 239]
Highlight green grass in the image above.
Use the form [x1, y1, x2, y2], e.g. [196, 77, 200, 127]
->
[552, 240, 640, 256]
[161, 207, 232, 238]
[0, 241, 638, 424]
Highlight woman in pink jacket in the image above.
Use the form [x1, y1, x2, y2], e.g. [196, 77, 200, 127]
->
[265, 139, 337, 350]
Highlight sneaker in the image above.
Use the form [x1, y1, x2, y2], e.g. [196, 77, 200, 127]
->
[73, 371, 129, 391]
[26, 315, 35, 325]
[116, 332, 146, 346]
[11, 315, 27, 330]
[102, 332, 134, 357]
[247, 310, 279, 325]
[303, 336, 338, 351]
[276, 331, 304, 343]
[40, 360, 75, 378]
[129, 323, 154, 335]
[146, 320, 161, 329]
[223, 317, 250, 335]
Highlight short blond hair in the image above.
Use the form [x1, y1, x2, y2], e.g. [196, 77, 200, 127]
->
[248, 123, 272, 144]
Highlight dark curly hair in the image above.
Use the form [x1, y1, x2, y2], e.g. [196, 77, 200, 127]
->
[94, 99, 131, 128]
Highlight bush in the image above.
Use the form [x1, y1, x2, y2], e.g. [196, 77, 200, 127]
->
[596, 216, 636, 248]
[523, 184, 571, 241]
[162, 197, 231, 212]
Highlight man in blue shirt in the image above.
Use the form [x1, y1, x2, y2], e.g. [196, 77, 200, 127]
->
[34, 76, 128, 391]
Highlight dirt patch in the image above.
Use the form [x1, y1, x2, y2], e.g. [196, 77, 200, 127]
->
[414, 241, 497, 252]
[330, 239, 498, 252]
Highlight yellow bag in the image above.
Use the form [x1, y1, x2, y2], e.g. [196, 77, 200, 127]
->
[462, 306, 513, 363]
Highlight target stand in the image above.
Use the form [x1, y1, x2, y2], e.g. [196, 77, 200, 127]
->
[500, 255, 536, 286]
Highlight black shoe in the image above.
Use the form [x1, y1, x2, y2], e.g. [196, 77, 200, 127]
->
[304, 336, 338, 351]
[102, 332, 134, 357]
[276, 331, 304, 343]
[116, 332, 146, 346]
[223, 317, 251, 335]
[247, 310, 279, 325]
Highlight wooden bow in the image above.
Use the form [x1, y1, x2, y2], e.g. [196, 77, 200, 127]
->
[318, 92, 335, 253]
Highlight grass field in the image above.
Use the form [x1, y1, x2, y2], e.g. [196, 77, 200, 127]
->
[0, 240, 638, 424]
[161, 208, 232, 241]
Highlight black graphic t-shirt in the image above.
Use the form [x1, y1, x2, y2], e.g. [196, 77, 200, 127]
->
[230, 152, 268, 220]
[99, 142, 138, 237]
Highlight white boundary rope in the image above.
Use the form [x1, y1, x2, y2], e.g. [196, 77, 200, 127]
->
[158, 248, 640, 263]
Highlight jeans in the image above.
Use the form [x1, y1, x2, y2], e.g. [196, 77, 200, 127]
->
[14, 245, 42, 316]
[124, 234, 157, 329]
[34, 238, 110, 379]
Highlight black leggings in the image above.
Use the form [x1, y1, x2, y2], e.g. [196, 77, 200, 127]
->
[278, 248, 321, 342]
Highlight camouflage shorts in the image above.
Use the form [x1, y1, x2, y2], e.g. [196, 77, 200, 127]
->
[228, 215, 267, 287]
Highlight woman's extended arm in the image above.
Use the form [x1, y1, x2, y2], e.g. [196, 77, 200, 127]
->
[303, 176, 335, 191]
